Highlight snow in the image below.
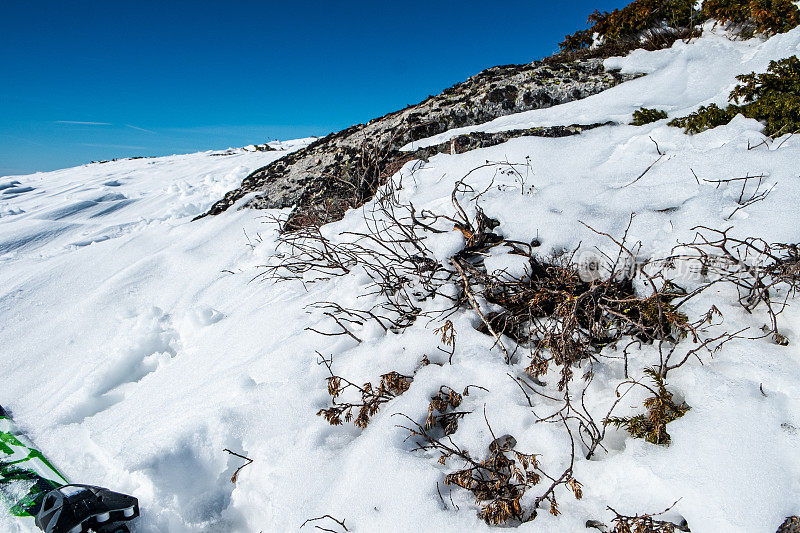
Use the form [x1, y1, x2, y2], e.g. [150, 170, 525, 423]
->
[402, 24, 800, 151]
[2, 26, 800, 533]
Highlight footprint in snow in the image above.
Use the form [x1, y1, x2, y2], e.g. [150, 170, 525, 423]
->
[137, 431, 240, 526]
[59, 307, 180, 425]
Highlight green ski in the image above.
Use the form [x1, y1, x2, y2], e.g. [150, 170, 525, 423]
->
[0, 405, 139, 533]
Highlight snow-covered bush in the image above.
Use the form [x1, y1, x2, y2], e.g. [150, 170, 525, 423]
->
[631, 107, 669, 125]
[266, 171, 738, 525]
[669, 56, 800, 135]
[667, 103, 740, 133]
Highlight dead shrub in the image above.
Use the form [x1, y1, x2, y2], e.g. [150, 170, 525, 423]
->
[425, 386, 468, 436]
[317, 356, 413, 428]
[317, 354, 477, 432]
[604, 501, 690, 532]
[262, 180, 454, 333]
[456, 220, 696, 389]
[282, 133, 409, 231]
[679, 225, 800, 343]
[266, 163, 751, 527]
[399, 412, 582, 525]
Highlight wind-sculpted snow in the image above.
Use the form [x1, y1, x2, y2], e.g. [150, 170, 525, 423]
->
[1, 26, 800, 533]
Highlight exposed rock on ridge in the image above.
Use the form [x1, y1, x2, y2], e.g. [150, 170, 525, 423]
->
[200, 59, 636, 226]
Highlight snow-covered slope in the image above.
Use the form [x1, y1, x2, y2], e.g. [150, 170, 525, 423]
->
[403, 23, 800, 150]
[1, 27, 799, 532]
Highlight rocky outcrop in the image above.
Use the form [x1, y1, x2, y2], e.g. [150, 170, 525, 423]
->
[779, 517, 800, 533]
[200, 59, 636, 225]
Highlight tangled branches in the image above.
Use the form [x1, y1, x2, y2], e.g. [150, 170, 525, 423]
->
[606, 500, 690, 532]
[262, 163, 530, 342]
[283, 131, 409, 230]
[679, 225, 800, 343]
[317, 356, 413, 428]
[262, 157, 783, 528]
[398, 412, 582, 525]
[262, 178, 454, 333]
[455, 217, 719, 388]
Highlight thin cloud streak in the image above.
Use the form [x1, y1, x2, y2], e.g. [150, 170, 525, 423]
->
[125, 124, 157, 134]
[55, 120, 113, 126]
[80, 143, 147, 150]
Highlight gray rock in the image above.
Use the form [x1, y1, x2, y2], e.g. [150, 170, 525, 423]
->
[200, 59, 636, 226]
[778, 517, 800, 533]
[585, 519, 608, 532]
[489, 434, 517, 454]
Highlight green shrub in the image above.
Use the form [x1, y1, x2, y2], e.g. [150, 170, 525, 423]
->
[559, 0, 697, 51]
[669, 56, 800, 136]
[606, 369, 689, 445]
[730, 55, 800, 136]
[558, 0, 799, 54]
[630, 107, 669, 125]
[667, 103, 741, 133]
[701, 0, 752, 27]
[589, 0, 696, 41]
[702, 0, 800, 35]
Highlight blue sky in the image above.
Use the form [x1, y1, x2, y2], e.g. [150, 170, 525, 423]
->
[1, 1, 627, 175]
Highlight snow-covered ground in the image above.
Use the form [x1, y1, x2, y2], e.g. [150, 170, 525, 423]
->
[1, 27, 799, 532]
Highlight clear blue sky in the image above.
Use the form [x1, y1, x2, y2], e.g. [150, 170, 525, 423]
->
[0, 1, 627, 175]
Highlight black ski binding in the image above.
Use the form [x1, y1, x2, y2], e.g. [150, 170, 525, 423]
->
[34, 484, 139, 533]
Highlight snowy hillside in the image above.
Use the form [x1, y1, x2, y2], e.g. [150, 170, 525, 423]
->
[2, 26, 800, 533]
